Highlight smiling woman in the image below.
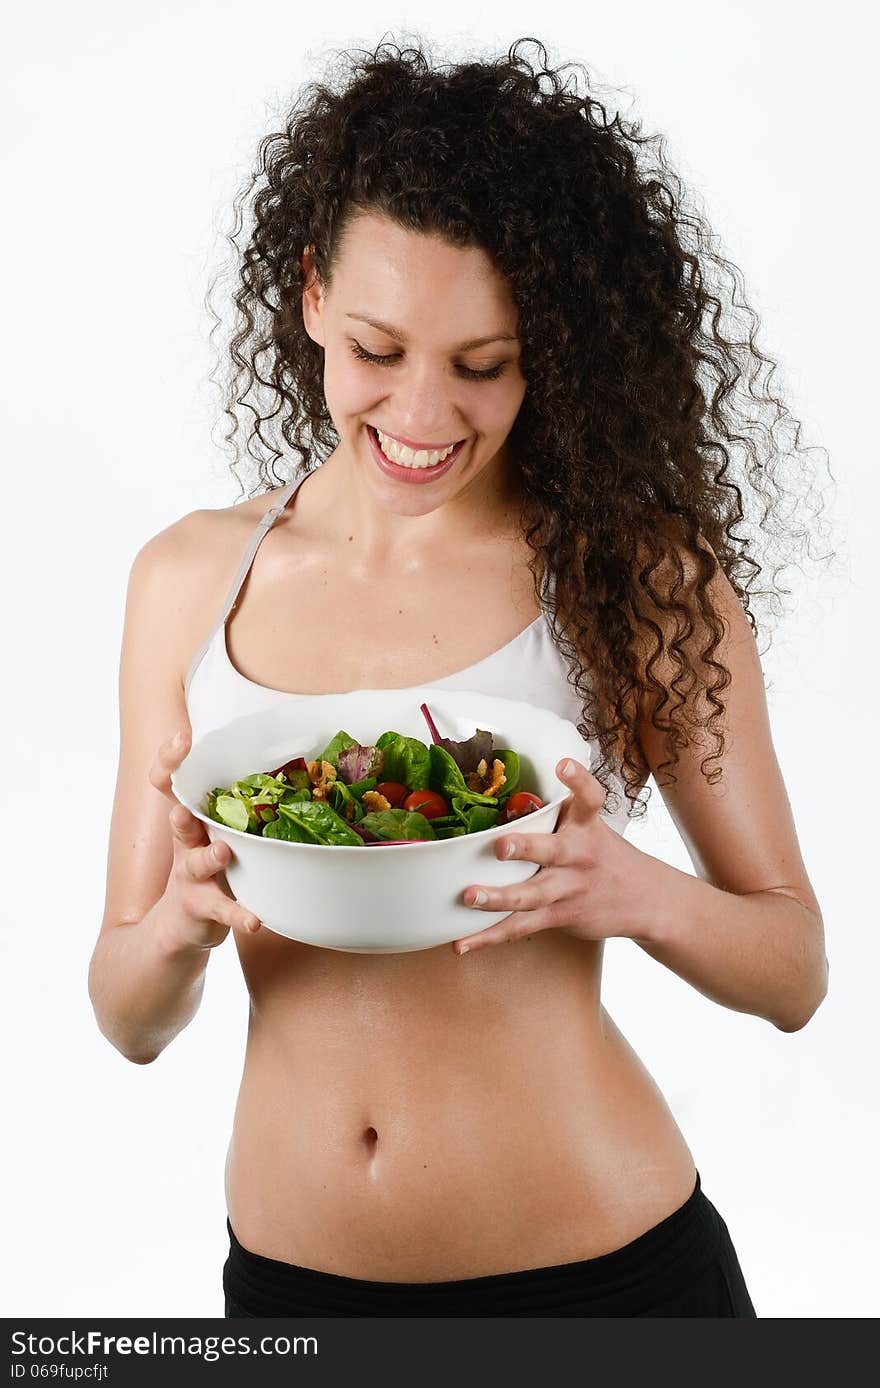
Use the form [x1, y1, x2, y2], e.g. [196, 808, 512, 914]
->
[296, 211, 530, 507]
[89, 33, 833, 1320]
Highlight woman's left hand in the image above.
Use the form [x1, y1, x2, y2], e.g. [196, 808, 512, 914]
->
[453, 757, 665, 954]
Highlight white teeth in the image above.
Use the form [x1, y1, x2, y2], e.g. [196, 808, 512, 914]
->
[375, 429, 456, 468]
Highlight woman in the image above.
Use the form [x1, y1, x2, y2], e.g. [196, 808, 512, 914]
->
[88, 38, 829, 1317]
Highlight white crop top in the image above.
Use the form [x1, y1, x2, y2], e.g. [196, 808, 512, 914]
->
[184, 470, 633, 836]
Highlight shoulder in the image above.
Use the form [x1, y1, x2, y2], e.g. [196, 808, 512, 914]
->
[131, 491, 278, 577]
[626, 527, 758, 735]
[126, 490, 284, 683]
[129, 490, 285, 601]
[630, 528, 749, 658]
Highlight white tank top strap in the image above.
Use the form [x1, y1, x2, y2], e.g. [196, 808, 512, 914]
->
[183, 472, 308, 702]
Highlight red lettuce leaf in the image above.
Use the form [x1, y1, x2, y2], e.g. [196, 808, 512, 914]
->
[436, 728, 494, 777]
[336, 743, 385, 785]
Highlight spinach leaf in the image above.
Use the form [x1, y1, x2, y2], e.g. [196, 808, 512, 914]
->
[280, 788, 312, 805]
[357, 809, 438, 841]
[492, 749, 521, 800]
[433, 824, 467, 840]
[375, 732, 431, 789]
[347, 776, 378, 797]
[262, 812, 315, 843]
[450, 791, 498, 814]
[327, 778, 366, 824]
[428, 743, 468, 799]
[317, 729, 359, 768]
[271, 799, 363, 846]
[461, 804, 500, 834]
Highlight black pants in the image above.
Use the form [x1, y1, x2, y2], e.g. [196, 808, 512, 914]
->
[223, 1170, 757, 1317]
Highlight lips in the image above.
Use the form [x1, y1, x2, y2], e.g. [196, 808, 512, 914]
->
[366, 425, 466, 484]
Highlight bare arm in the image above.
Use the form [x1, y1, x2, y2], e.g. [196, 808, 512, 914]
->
[635, 866, 826, 1032]
[88, 904, 210, 1065]
[632, 543, 828, 1031]
[89, 521, 261, 1064]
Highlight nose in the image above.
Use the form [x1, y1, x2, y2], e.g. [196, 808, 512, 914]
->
[392, 362, 461, 445]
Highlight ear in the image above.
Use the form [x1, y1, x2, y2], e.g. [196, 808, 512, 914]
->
[301, 245, 326, 348]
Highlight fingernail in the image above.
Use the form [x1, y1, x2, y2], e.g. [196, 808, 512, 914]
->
[502, 841, 516, 858]
[469, 890, 487, 906]
[559, 759, 572, 777]
[458, 944, 470, 955]
[173, 731, 185, 748]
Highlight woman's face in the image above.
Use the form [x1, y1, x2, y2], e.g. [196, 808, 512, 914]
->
[302, 210, 527, 517]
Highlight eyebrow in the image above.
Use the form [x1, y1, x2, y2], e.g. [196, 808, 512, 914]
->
[345, 314, 518, 352]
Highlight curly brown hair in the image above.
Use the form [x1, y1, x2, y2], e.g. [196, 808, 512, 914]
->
[206, 35, 836, 821]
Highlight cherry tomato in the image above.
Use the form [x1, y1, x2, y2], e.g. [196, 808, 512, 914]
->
[402, 788, 448, 820]
[376, 781, 410, 808]
[500, 791, 544, 823]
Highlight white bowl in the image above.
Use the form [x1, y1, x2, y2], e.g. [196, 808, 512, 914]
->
[171, 687, 589, 954]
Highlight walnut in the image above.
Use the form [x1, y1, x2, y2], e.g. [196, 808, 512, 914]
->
[485, 758, 508, 797]
[307, 758, 337, 801]
[362, 790, 392, 813]
[465, 757, 507, 797]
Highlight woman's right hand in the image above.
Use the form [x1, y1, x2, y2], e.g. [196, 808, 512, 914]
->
[149, 729, 262, 951]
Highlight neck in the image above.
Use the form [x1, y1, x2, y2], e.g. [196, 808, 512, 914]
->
[311, 441, 525, 572]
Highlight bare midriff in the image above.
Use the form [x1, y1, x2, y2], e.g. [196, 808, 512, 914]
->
[196, 473, 697, 1282]
[224, 928, 697, 1280]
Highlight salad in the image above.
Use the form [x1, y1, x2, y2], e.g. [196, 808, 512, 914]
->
[202, 702, 546, 846]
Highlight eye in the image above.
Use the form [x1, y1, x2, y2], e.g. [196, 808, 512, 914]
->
[350, 341, 400, 368]
[460, 362, 506, 381]
[349, 340, 506, 382]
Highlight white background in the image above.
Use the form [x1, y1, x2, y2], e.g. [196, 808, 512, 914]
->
[4, 1, 877, 1319]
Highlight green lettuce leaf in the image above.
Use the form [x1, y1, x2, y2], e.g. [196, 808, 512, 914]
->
[212, 794, 249, 832]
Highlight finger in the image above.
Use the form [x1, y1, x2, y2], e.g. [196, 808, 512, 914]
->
[183, 886, 261, 937]
[220, 896, 262, 935]
[495, 829, 575, 868]
[169, 802, 209, 847]
[555, 758, 606, 821]
[186, 839, 233, 883]
[462, 865, 578, 914]
[455, 899, 570, 954]
[149, 729, 192, 796]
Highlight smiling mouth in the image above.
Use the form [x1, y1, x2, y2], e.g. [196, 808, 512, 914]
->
[367, 425, 467, 470]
